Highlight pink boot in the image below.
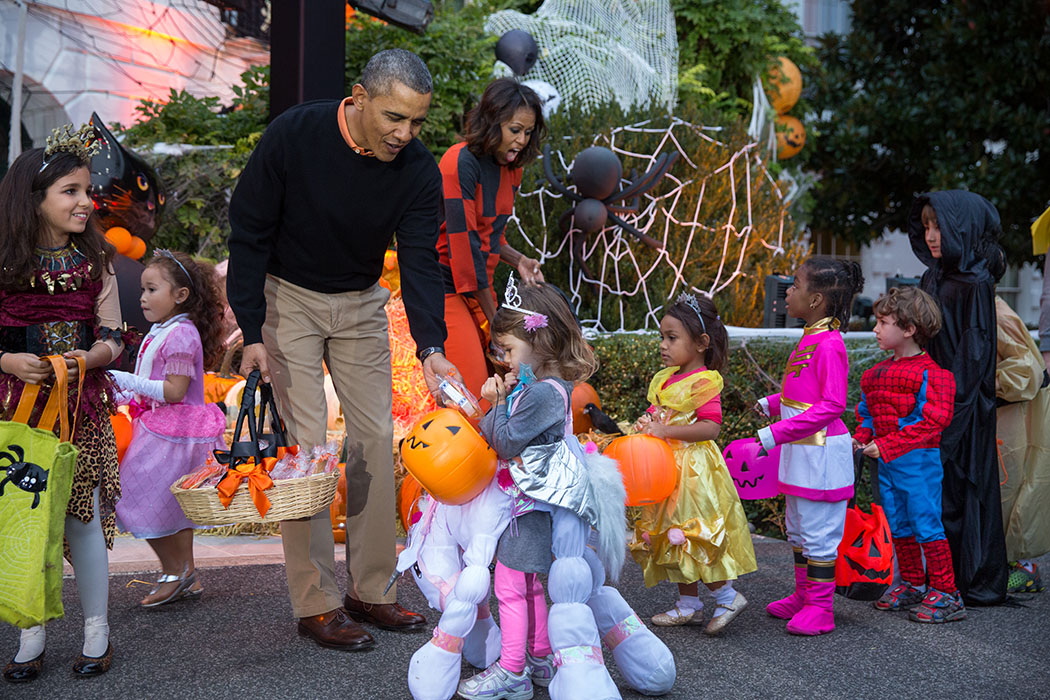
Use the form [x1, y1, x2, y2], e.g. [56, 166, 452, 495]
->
[766, 553, 807, 620]
[786, 580, 836, 636]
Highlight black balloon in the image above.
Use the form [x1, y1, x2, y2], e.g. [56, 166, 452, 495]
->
[571, 147, 623, 200]
[908, 189, 1009, 605]
[89, 112, 166, 242]
[573, 198, 608, 233]
[495, 29, 539, 76]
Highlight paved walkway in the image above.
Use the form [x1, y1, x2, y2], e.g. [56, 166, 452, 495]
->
[9, 535, 1050, 699]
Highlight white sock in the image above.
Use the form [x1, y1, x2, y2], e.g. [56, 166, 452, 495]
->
[711, 583, 737, 617]
[83, 615, 109, 658]
[666, 595, 702, 617]
[14, 625, 45, 663]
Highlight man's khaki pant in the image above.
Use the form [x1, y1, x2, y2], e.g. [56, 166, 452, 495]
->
[262, 275, 397, 618]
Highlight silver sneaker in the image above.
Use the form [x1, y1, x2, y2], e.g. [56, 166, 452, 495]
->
[526, 652, 555, 687]
[457, 661, 534, 700]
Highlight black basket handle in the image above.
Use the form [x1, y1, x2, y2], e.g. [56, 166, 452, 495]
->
[214, 370, 291, 467]
[849, 449, 881, 508]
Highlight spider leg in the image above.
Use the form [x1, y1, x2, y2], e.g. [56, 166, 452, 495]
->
[571, 229, 597, 283]
[557, 207, 575, 233]
[0, 451, 13, 467]
[607, 151, 680, 204]
[608, 211, 662, 250]
[10, 445, 23, 461]
[542, 144, 583, 203]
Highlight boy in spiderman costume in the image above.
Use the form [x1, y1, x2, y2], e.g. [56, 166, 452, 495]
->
[853, 286, 965, 623]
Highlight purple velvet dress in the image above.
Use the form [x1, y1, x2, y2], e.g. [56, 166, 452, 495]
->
[114, 315, 225, 538]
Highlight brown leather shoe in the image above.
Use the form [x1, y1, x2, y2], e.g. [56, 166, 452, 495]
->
[343, 595, 427, 631]
[297, 609, 375, 651]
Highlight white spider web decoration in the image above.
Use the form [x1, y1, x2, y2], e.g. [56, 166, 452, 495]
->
[485, 0, 678, 113]
[506, 117, 802, 335]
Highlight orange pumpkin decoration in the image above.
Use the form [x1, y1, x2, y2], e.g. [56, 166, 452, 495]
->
[603, 434, 677, 506]
[110, 412, 133, 462]
[400, 408, 497, 505]
[571, 382, 601, 434]
[398, 473, 425, 531]
[127, 235, 147, 260]
[331, 463, 347, 543]
[104, 226, 133, 255]
[775, 115, 806, 160]
[203, 372, 243, 405]
[765, 56, 802, 115]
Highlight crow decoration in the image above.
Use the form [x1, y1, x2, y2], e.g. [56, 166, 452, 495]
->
[542, 144, 678, 280]
[583, 403, 623, 436]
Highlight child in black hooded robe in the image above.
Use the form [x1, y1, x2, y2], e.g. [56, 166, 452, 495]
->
[908, 190, 1009, 606]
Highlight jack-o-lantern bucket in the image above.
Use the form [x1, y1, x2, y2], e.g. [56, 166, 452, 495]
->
[603, 434, 677, 506]
[400, 408, 497, 505]
[722, 438, 781, 500]
[835, 502, 894, 600]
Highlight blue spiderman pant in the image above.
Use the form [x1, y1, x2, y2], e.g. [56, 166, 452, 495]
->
[879, 449, 956, 592]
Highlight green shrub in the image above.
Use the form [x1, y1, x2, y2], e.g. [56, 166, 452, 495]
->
[589, 331, 884, 536]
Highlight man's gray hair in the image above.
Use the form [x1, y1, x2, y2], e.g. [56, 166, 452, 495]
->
[360, 49, 433, 96]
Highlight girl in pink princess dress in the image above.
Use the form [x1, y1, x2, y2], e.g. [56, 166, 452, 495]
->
[755, 256, 864, 636]
[110, 251, 226, 608]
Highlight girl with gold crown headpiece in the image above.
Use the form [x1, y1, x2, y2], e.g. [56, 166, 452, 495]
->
[0, 124, 123, 680]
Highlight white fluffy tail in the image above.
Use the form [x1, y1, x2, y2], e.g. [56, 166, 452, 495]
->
[584, 450, 628, 582]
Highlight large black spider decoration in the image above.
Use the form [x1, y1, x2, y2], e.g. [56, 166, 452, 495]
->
[542, 143, 678, 279]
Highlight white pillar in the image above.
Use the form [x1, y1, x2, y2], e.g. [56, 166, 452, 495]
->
[7, 0, 28, 167]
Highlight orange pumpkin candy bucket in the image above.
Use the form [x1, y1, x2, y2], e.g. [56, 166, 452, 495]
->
[399, 408, 497, 506]
[603, 434, 677, 506]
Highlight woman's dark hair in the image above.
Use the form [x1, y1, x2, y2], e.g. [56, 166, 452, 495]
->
[664, 293, 728, 371]
[800, 256, 865, 328]
[490, 282, 597, 381]
[0, 148, 113, 290]
[463, 78, 546, 169]
[146, 251, 225, 369]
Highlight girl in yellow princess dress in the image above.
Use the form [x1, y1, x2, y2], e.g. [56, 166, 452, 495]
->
[630, 293, 757, 635]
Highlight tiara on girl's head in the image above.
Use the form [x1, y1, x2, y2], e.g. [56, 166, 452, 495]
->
[676, 292, 714, 334]
[39, 124, 102, 173]
[155, 249, 195, 291]
[503, 272, 548, 332]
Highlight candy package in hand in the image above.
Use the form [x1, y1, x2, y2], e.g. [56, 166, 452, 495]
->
[438, 376, 482, 418]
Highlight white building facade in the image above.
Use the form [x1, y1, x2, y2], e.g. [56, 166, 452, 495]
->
[1, 0, 267, 149]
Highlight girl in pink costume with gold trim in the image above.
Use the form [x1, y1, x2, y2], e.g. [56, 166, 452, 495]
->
[754, 256, 863, 635]
[110, 251, 226, 607]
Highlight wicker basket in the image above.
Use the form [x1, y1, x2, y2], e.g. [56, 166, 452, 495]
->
[170, 470, 339, 526]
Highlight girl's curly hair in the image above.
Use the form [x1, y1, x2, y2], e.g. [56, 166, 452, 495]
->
[491, 282, 597, 381]
[146, 251, 225, 369]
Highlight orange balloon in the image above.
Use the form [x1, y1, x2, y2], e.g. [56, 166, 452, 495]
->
[400, 408, 497, 505]
[105, 227, 133, 254]
[398, 473, 425, 531]
[765, 56, 802, 115]
[571, 382, 601, 434]
[603, 434, 677, 506]
[110, 412, 133, 462]
[775, 115, 806, 159]
[127, 236, 147, 260]
[331, 463, 347, 543]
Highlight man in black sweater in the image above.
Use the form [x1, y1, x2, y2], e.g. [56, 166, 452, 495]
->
[227, 49, 459, 650]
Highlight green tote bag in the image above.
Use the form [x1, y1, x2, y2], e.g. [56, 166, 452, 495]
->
[0, 355, 83, 628]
